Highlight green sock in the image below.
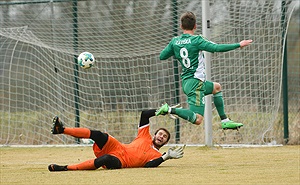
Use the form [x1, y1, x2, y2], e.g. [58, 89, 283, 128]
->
[213, 92, 227, 120]
[171, 108, 197, 124]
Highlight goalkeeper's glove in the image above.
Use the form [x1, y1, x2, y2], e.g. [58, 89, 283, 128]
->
[162, 145, 185, 161]
[168, 104, 182, 120]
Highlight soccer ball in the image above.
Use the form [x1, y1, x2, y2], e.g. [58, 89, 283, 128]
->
[78, 52, 95, 69]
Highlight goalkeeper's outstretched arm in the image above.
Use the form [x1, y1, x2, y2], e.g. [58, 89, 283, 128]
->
[144, 157, 164, 168]
[138, 109, 156, 128]
[144, 145, 185, 168]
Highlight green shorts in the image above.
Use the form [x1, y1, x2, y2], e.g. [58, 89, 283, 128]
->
[182, 78, 214, 116]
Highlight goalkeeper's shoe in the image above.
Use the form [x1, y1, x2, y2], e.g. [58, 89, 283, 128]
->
[48, 164, 68, 172]
[155, 103, 169, 116]
[51, 116, 65, 134]
[222, 120, 243, 130]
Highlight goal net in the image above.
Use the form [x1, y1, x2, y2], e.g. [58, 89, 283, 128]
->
[0, 0, 298, 145]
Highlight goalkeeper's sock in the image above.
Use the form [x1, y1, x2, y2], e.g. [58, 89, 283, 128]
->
[213, 92, 227, 120]
[171, 108, 197, 124]
[67, 159, 97, 170]
[64, 128, 91, 138]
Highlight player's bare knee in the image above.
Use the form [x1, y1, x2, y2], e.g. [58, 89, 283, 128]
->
[194, 114, 203, 125]
[213, 82, 222, 94]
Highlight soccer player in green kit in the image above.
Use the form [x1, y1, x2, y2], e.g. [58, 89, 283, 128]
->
[156, 11, 253, 130]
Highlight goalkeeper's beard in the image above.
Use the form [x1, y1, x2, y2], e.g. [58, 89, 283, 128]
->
[152, 137, 165, 149]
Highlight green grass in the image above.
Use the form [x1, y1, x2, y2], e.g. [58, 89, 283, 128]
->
[1, 145, 299, 185]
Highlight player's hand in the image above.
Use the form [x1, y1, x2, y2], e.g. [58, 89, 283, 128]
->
[239, 39, 253, 48]
[162, 145, 185, 161]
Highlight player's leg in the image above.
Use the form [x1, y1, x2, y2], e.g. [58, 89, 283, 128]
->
[156, 78, 203, 125]
[187, 79, 206, 125]
[48, 154, 122, 172]
[51, 116, 110, 143]
[156, 103, 198, 124]
[67, 154, 121, 170]
[94, 154, 122, 169]
[207, 81, 243, 129]
[48, 159, 96, 171]
[205, 81, 227, 120]
[90, 130, 108, 149]
[48, 133, 119, 172]
[51, 116, 91, 138]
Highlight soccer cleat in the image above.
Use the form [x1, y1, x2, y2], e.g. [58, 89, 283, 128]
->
[222, 120, 243, 130]
[51, 116, 65, 134]
[155, 103, 170, 116]
[48, 164, 68, 172]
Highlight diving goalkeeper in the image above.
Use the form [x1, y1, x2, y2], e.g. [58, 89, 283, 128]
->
[48, 109, 184, 171]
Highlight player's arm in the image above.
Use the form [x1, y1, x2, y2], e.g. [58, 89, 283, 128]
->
[144, 157, 164, 168]
[138, 109, 156, 128]
[213, 39, 252, 51]
[144, 146, 185, 168]
[160, 39, 175, 60]
[199, 39, 240, 53]
[198, 35, 252, 53]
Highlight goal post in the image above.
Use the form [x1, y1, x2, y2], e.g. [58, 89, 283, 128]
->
[202, 0, 213, 147]
[0, 0, 299, 146]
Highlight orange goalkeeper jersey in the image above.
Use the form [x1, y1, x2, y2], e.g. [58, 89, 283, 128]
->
[92, 124, 162, 168]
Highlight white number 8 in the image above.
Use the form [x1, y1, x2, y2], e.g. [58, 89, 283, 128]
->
[180, 48, 190, 68]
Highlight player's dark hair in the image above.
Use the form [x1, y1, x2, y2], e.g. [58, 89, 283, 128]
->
[180, 11, 196, 30]
[154, 128, 171, 142]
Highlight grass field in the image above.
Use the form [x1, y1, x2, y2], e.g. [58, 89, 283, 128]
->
[1, 145, 299, 185]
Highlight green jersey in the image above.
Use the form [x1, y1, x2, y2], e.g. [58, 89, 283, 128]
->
[160, 34, 240, 81]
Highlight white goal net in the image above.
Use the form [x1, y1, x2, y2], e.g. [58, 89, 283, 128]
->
[0, 0, 299, 145]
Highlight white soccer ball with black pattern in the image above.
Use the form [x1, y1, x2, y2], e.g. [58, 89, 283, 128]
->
[78, 52, 95, 69]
